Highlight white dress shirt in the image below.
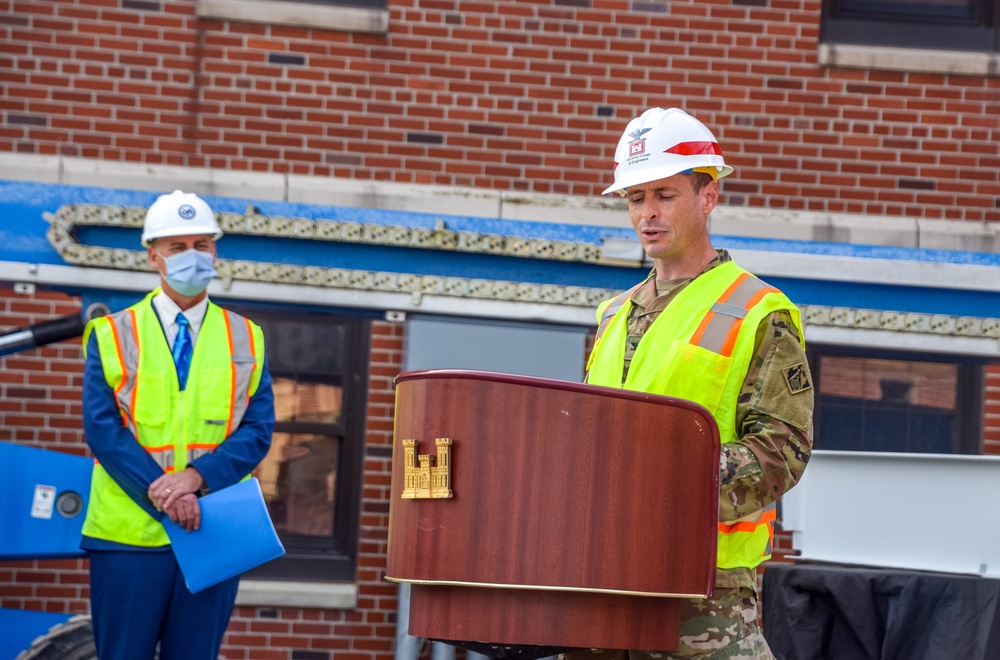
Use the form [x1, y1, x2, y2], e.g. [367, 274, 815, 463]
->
[152, 291, 209, 350]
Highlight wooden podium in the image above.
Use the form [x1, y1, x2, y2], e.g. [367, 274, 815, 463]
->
[386, 370, 720, 653]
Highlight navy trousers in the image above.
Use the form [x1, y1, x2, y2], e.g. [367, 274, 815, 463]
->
[88, 549, 240, 660]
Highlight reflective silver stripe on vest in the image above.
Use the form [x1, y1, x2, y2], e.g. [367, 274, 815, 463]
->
[188, 446, 211, 464]
[693, 275, 776, 356]
[595, 285, 639, 344]
[225, 310, 257, 433]
[710, 302, 748, 319]
[109, 305, 258, 471]
[107, 310, 175, 472]
[147, 447, 176, 472]
[109, 310, 141, 440]
[184, 310, 256, 466]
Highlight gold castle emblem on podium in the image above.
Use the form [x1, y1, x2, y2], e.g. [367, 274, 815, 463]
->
[401, 438, 453, 499]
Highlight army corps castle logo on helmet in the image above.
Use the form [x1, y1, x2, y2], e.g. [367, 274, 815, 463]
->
[627, 127, 652, 159]
[177, 204, 197, 220]
[603, 108, 734, 196]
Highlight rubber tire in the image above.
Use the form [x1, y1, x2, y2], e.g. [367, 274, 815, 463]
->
[15, 614, 96, 660]
[14, 612, 208, 660]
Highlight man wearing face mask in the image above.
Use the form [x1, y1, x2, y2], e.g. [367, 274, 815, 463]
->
[80, 190, 275, 660]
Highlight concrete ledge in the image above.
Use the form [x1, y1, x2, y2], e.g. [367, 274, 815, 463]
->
[818, 43, 1000, 77]
[710, 206, 920, 248]
[918, 218, 1000, 253]
[60, 158, 287, 201]
[236, 579, 358, 609]
[730, 249, 1000, 293]
[0, 153, 63, 184]
[804, 325, 1000, 357]
[2, 154, 997, 254]
[500, 190, 629, 229]
[287, 174, 502, 219]
[196, 0, 388, 34]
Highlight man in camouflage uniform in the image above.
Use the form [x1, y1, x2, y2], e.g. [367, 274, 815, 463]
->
[570, 108, 814, 659]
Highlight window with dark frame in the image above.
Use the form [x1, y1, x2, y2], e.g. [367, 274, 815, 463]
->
[238, 309, 371, 582]
[809, 346, 986, 455]
[820, 0, 999, 52]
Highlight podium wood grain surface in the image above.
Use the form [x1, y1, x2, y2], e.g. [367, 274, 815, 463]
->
[387, 370, 720, 650]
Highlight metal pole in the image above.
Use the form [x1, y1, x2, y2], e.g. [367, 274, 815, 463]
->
[393, 583, 423, 660]
[0, 329, 35, 356]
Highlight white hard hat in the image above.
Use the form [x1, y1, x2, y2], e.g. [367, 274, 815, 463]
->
[603, 107, 734, 195]
[140, 190, 223, 247]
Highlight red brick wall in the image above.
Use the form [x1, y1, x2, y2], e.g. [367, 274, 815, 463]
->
[0, 290, 86, 451]
[985, 364, 1000, 456]
[2, 0, 998, 221]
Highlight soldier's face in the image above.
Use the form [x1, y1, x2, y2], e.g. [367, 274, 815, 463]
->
[624, 174, 718, 264]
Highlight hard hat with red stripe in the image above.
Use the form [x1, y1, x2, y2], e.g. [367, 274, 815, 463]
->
[602, 107, 733, 196]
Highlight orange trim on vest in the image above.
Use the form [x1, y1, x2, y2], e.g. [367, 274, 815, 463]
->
[718, 325, 740, 358]
[718, 507, 777, 535]
[146, 444, 175, 473]
[718, 285, 778, 357]
[222, 311, 237, 437]
[720, 271, 752, 300]
[689, 272, 751, 348]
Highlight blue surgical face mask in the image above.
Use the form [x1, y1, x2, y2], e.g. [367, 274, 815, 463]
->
[157, 248, 216, 296]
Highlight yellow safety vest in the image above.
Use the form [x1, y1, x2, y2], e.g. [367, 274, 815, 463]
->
[586, 260, 804, 570]
[81, 290, 265, 546]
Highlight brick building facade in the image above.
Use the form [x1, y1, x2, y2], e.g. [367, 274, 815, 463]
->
[2, 0, 997, 221]
[1, 0, 998, 658]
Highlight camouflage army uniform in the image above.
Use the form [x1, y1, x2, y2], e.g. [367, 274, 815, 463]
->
[572, 250, 814, 660]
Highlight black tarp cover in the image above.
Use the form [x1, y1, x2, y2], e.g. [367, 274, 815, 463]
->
[762, 562, 1000, 660]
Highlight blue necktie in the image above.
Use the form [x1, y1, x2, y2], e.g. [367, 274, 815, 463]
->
[173, 313, 193, 391]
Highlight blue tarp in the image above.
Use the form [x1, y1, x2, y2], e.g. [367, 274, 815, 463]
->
[2, 178, 998, 317]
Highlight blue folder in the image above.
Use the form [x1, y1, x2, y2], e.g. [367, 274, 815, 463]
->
[163, 477, 285, 593]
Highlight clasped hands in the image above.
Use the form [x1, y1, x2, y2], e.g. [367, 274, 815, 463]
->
[148, 467, 205, 532]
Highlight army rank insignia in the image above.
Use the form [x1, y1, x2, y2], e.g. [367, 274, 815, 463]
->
[784, 363, 812, 394]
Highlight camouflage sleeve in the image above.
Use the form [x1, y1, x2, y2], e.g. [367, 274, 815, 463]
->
[719, 310, 814, 523]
